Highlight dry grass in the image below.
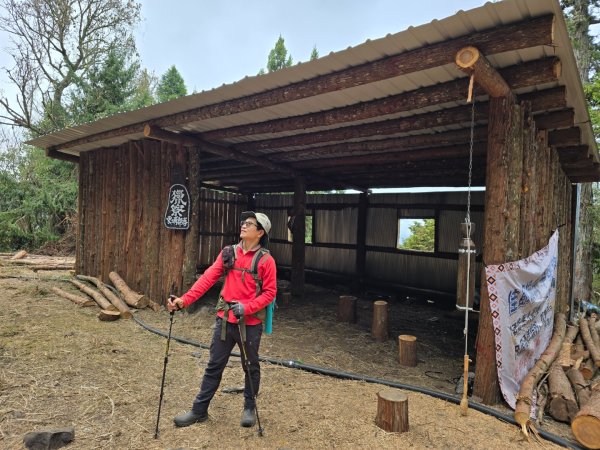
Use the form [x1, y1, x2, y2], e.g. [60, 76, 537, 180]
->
[0, 259, 574, 449]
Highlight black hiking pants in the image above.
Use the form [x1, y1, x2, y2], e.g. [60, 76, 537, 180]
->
[192, 317, 262, 414]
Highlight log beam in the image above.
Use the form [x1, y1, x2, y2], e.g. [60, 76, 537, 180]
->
[143, 125, 367, 192]
[455, 46, 512, 98]
[51, 15, 555, 153]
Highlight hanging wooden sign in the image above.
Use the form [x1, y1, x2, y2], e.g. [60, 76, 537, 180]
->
[164, 183, 190, 230]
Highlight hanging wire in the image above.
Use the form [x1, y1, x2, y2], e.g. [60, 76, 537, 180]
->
[464, 80, 476, 356]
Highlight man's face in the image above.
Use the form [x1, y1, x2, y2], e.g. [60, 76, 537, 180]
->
[240, 219, 262, 240]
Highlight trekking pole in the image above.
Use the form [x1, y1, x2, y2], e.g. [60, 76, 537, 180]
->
[154, 283, 176, 439]
[235, 318, 264, 437]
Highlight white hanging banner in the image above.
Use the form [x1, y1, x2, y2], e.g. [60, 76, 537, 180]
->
[164, 183, 190, 230]
[485, 230, 558, 409]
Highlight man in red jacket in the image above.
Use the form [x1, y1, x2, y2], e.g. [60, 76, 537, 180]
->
[167, 211, 277, 428]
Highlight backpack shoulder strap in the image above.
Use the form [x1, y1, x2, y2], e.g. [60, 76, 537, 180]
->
[250, 248, 270, 274]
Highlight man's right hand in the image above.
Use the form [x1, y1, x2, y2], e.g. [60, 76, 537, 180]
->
[167, 296, 184, 312]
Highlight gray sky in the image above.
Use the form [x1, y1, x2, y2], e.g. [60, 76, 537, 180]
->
[134, 0, 486, 92]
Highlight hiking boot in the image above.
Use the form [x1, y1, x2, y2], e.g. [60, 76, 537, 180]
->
[240, 408, 256, 427]
[173, 410, 208, 427]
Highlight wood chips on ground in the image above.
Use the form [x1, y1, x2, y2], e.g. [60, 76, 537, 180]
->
[0, 259, 574, 449]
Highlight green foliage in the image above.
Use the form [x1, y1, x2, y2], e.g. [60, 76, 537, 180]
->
[267, 35, 293, 72]
[156, 66, 187, 103]
[310, 46, 319, 61]
[70, 48, 140, 123]
[400, 219, 435, 252]
[0, 145, 77, 250]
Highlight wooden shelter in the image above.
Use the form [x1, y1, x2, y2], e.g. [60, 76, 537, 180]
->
[29, 0, 599, 405]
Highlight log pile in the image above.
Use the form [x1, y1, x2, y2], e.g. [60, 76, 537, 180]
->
[0, 252, 75, 271]
[514, 311, 600, 448]
[50, 270, 163, 322]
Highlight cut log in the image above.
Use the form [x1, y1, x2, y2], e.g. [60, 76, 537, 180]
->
[375, 389, 409, 433]
[581, 359, 597, 381]
[338, 295, 357, 323]
[560, 325, 581, 368]
[69, 279, 116, 311]
[567, 367, 591, 408]
[455, 46, 512, 98]
[31, 265, 74, 271]
[398, 335, 417, 367]
[11, 250, 27, 260]
[98, 309, 121, 321]
[371, 300, 388, 342]
[515, 313, 566, 434]
[572, 385, 600, 449]
[591, 314, 600, 349]
[547, 361, 579, 423]
[147, 299, 162, 312]
[279, 292, 292, 307]
[108, 271, 149, 308]
[580, 317, 600, 367]
[76, 275, 133, 319]
[51, 287, 95, 307]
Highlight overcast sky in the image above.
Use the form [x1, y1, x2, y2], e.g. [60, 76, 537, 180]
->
[135, 0, 487, 92]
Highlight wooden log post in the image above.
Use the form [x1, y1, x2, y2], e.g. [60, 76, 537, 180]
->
[109, 271, 149, 308]
[572, 384, 600, 449]
[398, 335, 417, 367]
[291, 177, 306, 300]
[51, 287, 95, 307]
[456, 222, 476, 309]
[76, 275, 133, 319]
[371, 300, 388, 342]
[69, 279, 116, 311]
[338, 295, 357, 323]
[375, 390, 409, 433]
[279, 292, 292, 307]
[456, 46, 521, 406]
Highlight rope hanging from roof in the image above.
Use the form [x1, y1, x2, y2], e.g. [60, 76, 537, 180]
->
[457, 75, 479, 416]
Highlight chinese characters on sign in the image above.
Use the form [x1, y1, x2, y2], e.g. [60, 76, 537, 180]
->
[164, 184, 190, 230]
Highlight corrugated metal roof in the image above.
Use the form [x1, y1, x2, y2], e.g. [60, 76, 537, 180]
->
[29, 0, 598, 190]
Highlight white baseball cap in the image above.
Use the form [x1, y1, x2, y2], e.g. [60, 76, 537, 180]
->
[240, 211, 271, 235]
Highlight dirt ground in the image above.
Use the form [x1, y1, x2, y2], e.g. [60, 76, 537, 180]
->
[0, 257, 579, 449]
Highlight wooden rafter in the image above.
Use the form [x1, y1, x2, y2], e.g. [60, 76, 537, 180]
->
[455, 46, 513, 98]
[142, 125, 368, 192]
[50, 15, 554, 153]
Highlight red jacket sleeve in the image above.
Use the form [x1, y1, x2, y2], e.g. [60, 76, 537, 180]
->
[180, 251, 225, 308]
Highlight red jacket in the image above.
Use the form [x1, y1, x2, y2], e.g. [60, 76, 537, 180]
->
[180, 245, 277, 325]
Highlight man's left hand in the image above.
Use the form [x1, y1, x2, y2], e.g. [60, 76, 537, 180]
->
[230, 302, 244, 319]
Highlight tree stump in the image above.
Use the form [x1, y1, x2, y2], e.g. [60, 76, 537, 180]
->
[279, 292, 292, 307]
[371, 300, 388, 342]
[572, 386, 600, 449]
[398, 335, 417, 367]
[338, 295, 357, 323]
[375, 389, 409, 433]
[98, 309, 121, 321]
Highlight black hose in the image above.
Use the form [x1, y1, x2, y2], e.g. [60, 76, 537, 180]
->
[133, 314, 582, 449]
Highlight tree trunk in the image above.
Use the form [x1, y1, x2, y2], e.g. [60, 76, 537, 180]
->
[572, 385, 600, 449]
[69, 279, 115, 311]
[108, 271, 149, 308]
[338, 295, 357, 323]
[398, 335, 417, 367]
[514, 313, 566, 433]
[51, 287, 95, 307]
[98, 309, 121, 321]
[567, 366, 591, 408]
[375, 390, 409, 433]
[371, 300, 388, 342]
[547, 361, 579, 422]
[76, 275, 133, 319]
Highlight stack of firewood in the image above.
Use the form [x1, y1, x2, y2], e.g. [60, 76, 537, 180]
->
[53, 271, 162, 321]
[514, 311, 600, 449]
